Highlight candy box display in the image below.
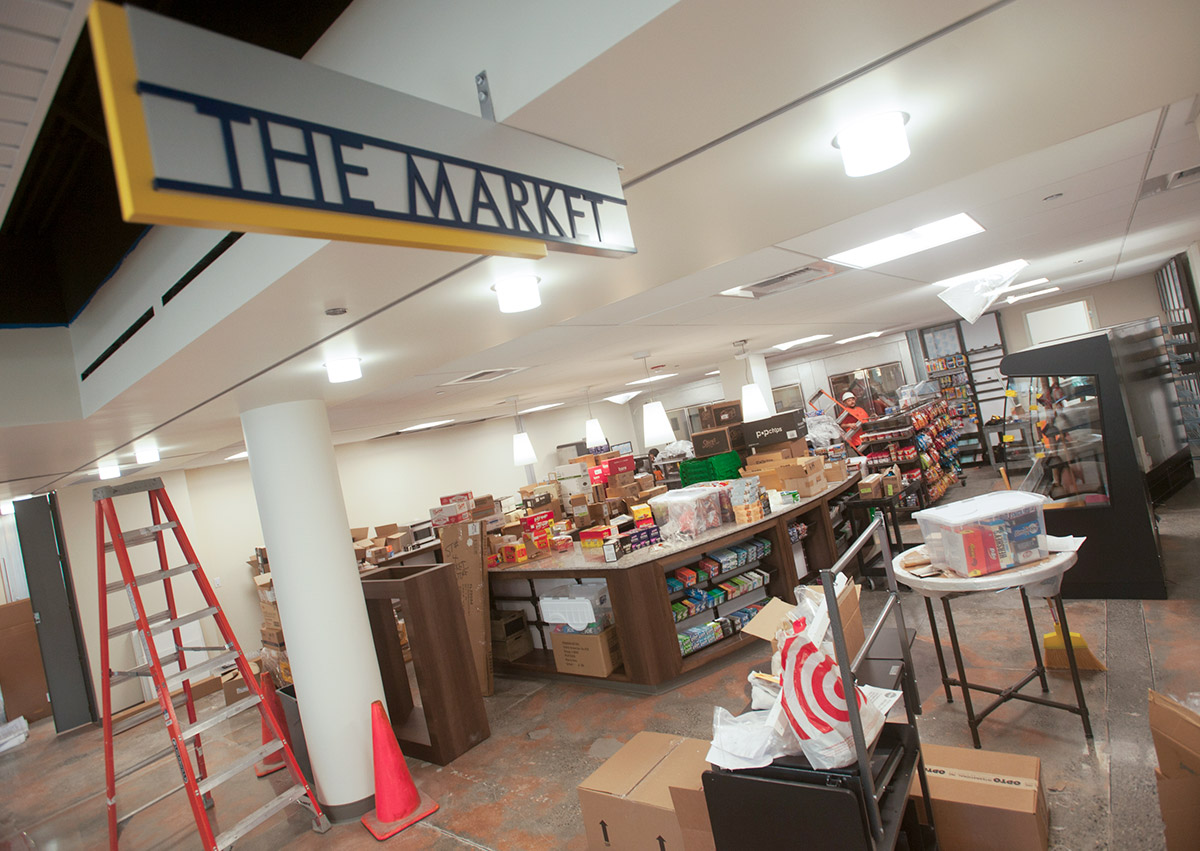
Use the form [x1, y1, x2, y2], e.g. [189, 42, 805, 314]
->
[915, 491, 1048, 577]
[647, 490, 723, 541]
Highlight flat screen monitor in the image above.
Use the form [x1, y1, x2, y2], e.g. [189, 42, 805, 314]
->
[611, 441, 633, 455]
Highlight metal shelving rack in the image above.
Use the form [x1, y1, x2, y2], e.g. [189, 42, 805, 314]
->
[1156, 254, 1200, 455]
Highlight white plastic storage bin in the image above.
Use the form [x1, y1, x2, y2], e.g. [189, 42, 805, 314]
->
[539, 582, 612, 634]
[914, 491, 1048, 577]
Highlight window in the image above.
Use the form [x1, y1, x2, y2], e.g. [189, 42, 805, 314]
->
[1026, 300, 1094, 346]
[772, 383, 804, 412]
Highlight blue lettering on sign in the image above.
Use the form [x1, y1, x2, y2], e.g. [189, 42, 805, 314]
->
[135, 82, 629, 251]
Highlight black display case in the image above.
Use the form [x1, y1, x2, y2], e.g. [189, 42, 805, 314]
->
[999, 321, 1177, 600]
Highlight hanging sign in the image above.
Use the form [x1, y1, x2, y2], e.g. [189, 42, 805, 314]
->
[88, 3, 636, 260]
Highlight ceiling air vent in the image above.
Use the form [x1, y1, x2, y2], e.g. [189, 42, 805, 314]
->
[718, 261, 850, 299]
[440, 367, 526, 385]
[1139, 164, 1200, 199]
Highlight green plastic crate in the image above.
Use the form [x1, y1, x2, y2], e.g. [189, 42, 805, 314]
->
[679, 451, 742, 486]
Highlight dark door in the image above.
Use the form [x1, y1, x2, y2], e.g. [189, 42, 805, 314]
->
[14, 494, 96, 732]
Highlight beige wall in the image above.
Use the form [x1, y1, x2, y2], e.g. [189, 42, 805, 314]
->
[59, 401, 636, 711]
[997, 273, 1165, 352]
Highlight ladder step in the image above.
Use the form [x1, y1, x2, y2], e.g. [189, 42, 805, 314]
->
[109, 609, 171, 638]
[113, 690, 190, 736]
[198, 740, 284, 796]
[181, 693, 262, 741]
[114, 743, 177, 783]
[106, 562, 199, 593]
[117, 782, 186, 826]
[111, 652, 180, 686]
[104, 521, 179, 552]
[214, 785, 307, 851]
[150, 606, 219, 636]
[163, 650, 238, 691]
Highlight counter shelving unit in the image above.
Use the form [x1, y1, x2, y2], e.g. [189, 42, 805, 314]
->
[858, 399, 962, 511]
[486, 473, 861, 689]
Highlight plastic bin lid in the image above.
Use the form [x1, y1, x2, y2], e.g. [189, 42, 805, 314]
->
[913, 490, 1047, 525]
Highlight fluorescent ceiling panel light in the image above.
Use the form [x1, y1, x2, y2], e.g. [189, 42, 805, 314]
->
[833, 111, 910, 177]
[225, 451, 249, 461]
[932, 259, 1029, 288]
[399, 419, 454, 432]
[513, 432, 538, 466]
[585, 418, 607, 448]
[605, 392, 641, 405]
[825, 213, 984, 269]
[518, 403, 563, 414]
[626, 373, 677, 386]
[98, 461, 121, 480]
[494, 274, 541, 313]
[741, 384, 772, 422]
[1001, 277, 1050, 293]
[325, 357, 362, 383]
[1006, 287, 1061, 305]
[772, 334, 833, 351]
[705, 370, 720, 376]
[836, 331, 883, 345]
[134, 441, 160, 465]
[642, 401, 676, 446]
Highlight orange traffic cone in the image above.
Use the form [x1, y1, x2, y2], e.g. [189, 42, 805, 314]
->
[254, 672, 288, 777]
[361, 700, 438, 840]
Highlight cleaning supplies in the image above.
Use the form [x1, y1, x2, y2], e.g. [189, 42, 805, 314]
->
[1043, 601, 1106, 671]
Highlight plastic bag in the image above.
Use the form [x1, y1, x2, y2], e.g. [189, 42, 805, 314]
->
[804, 415, 848, 449]
[707, 705, 802, 771]
[777, 593, 886, 769]
[937, 259, 1026, 324]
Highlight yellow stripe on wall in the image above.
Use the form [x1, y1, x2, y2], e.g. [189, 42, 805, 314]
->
[86, 1, 548, 260]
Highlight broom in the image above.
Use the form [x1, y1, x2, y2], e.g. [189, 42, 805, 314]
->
[1043, 600, 1105, 671]
[996, 464, 1104, 670]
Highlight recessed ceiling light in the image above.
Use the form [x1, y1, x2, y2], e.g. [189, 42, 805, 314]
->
[832, 111, 911, 177]
[605, 392, 641, 405]
[826, 213, 984, 269]
[773, 334, 833, 351]
[134, 441, 160, 465]
[325, 357, 362, 383]
[836, 331, 883, 345]
[493, 274, 542, 313]
[399, 419, 455, 432]
[626, 373, 678, 386]
[932, 259, 1028, 288]
[225, 451, 249, 461]
[1006, 287, 1061, 304]
[518, 403, 563, 414]
[1001, 277, 1050, 293]
[98, 461, 121, 480]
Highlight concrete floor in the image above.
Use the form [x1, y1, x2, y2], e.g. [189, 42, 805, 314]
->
[1, 467, 1196, 849]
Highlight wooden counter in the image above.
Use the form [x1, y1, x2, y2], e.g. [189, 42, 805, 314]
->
[488, 473, 860, 689]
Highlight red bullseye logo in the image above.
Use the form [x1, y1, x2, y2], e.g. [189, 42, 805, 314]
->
[780, 630, 865, 739]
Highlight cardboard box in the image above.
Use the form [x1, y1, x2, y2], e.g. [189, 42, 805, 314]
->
[911, 743, 1048, 851]
[490, 609, 527, 641]
[786, 471, 826, 497]
[570, 454, 598, 468]
[602, 455, 637, 476]
[824, 459, 848, 481]
[492, 629, 534, 662]
[550, 625, 622, 677]
[350, 526, 370, 541]
[711, 400, 743, 426]
[386, 529, 414, 551]
[691, 425, 744, 458]
[569, 492, 591, 507]
[587, 502, 612, 527]
[440, 491, 474, 505]
[743, 409, 808, 447]
[596, 450, 621, 462]
[748, 448, 791, 465]
[429, 501, 471, 528]
[0, 599, 52, 722]
[1155, 767, 1200, 850]
[588, 465, 608, 485]
[259, 599, 281, 626]
[859, 473, 883, 498]
[220, 660, 261, 706]
[438, 521, 493, 696]
[578, 732, 713, 851]
[639, 485, 668, 500]
[260, 623, 285, 648]
[1149, 690, 1200, 780]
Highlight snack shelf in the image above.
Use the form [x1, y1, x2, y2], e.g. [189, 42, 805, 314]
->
[675, 586, 770, 636]
[667, 558, 765, 602]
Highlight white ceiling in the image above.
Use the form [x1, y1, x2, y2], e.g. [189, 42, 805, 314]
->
[3, 0, 1200, 502]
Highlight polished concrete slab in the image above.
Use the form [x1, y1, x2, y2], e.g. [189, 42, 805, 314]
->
[1, 467, 1196, 849]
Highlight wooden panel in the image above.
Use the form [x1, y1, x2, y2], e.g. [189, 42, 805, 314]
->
[0, 0, 71, 39]
[606, 561, 681, 684]
[0, 599, 52, 722]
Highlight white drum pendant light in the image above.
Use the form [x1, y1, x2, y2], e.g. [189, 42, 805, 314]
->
[643, 401, 676, 447]
[583, 386, 607, 448]
[494, 274, 541, 313]
[513, 432, 537, 466]
[833, 111, 910, 177]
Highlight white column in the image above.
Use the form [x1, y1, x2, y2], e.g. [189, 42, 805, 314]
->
[241, 399, 385, 813]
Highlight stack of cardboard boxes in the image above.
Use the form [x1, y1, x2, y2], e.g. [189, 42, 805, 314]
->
[245, 548, 290, 688]
[352, 522, 415, 566]
[740, 445, 826, 497]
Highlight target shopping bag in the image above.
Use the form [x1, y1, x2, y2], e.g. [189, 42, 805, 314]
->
[777, 597, 889, 769]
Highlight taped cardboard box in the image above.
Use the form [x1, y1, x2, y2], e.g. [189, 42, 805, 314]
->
[550, 625, 621, 677]
[221, 660, 261, 706]
[578, 732, 713, 851]
[1155, 767, 1200, 850]
[742, 583, 863, 659]
[438, 520, 493, 696]
[1149, 689, 1200, 850]
[910, 743, 1048, 851]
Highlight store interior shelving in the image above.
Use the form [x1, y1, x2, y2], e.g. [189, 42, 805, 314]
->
[859, 398, 963, 510]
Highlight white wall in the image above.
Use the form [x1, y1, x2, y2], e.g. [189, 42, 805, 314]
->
[997, 273, 1166, 352]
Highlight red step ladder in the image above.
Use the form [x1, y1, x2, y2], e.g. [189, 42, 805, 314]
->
[95, 477, 329, 849]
